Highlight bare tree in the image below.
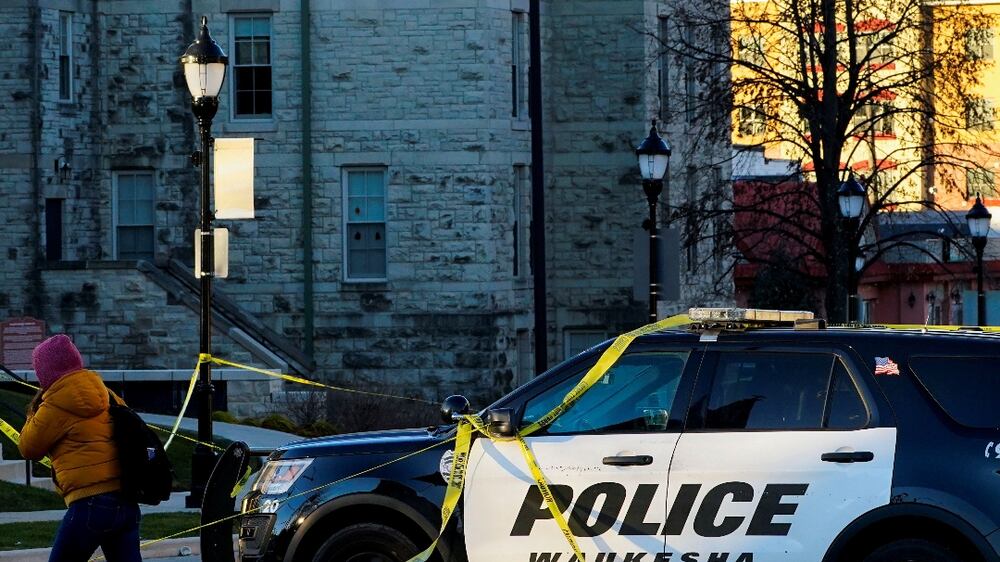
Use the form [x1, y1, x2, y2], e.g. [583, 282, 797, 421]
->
[650, 0, 997, 321]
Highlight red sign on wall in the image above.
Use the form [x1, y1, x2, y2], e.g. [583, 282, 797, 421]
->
[0, 318, 46, 370]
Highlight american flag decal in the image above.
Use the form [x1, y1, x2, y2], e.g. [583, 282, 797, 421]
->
[874, 356, 900, 376]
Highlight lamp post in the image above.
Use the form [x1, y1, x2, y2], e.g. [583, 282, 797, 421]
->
[635, 120, 671, 323]
[838, 174, 866, 323]
[854, 252, 866, 322]
[180, 16, 227, 507]
[966, 194, 992, 326]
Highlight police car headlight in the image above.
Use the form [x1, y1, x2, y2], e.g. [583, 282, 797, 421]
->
[253, 459, 313, 495]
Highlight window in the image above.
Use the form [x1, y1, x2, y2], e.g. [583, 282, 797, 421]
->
[513, 165, 531, 278]
[684, 25, 697, 123]
[910, 356, 1000, 428]
[343, 168, 387, 280]
[860, 299, 874, 324]
[851, 102, 895, 136]
[737, 104, 766, 136]
[826, 360, 867, 429]
[231, 14, 272, 118]
[860, 31, 893, 66]
[685, 166, 698, 272]
[690, 352, 867, 430]
[511, 11, 528, 119]
[966, 167, 997, 199]
[522, 352, 690, 434]
[46, 199, 63, 261]
[658, 16, 669, 123]
[58, 12, 72, 101]
[564, 330, 607, 359]
[114, 171, 155, 260]
[736, 34, 765, 66]
[966, 28, 994, 61]
[966, 97, 994, 131]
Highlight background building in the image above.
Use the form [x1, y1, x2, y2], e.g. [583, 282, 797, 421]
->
[727, 0, 1000, 324]
[0, 0, 733, 418]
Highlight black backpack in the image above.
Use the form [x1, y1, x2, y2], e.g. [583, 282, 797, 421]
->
[107, 392, 174, 505]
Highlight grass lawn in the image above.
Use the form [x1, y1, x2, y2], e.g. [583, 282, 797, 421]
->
[0, 512, 203, 551]
[0, 481, 65, 511]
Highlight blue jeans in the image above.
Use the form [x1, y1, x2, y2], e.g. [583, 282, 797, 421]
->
[50, 492, 141, 562]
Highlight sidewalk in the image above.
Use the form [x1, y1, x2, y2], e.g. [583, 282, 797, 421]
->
[0, 537, 209, 561]
[0, 491, 196, 524]
[139, 413, 300, 450]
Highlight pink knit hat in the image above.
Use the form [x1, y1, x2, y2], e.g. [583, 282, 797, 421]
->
[33, 335, 84, 389]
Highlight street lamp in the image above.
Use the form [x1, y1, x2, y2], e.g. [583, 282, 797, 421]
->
[635, 120, 671, 323]
[966, 194, 992, 326]
[180, 15, 227, 507]
[838, 174, 866, 323]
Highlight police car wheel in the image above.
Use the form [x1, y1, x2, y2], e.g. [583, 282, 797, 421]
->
[861, 538, 962, 562]
[311, 523, 418, 562]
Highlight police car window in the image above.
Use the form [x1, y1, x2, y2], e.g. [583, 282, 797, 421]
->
[698, 352, 835, 430]
[825, 359, 867, 429]
[521, 352, 689, 434]
[910, 356, 1000, 429]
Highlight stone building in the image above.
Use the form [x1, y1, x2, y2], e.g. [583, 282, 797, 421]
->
[0, 0, 732, 418]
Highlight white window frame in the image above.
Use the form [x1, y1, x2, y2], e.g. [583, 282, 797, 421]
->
[342, 167, 388, 283]
[58, 12, 73, 102]
[229, 13, 274, 121]
[112, 171, 156, 261]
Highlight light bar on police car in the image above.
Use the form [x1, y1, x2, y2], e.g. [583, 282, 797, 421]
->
[688, 307, 814, 323]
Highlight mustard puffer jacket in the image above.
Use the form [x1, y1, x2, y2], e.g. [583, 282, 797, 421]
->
[19, 369, 125, 506]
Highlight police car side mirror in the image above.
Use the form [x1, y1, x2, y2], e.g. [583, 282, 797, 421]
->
[441, 395, 472, 423]
[487, 408, 515, 438]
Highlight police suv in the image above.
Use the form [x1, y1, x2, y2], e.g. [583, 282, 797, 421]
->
[239, 308, 1000, 562]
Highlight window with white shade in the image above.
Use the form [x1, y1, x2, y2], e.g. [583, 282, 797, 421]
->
[114, 171, 155, 260]
[231, 14, 272, 118]
[343, 168, 387, 281]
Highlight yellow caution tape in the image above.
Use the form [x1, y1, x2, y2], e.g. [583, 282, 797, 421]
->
[0, 416, 53, 468]
[163, 362, 201, 451]
[516, 433, 584, 559]
[204, 354, 436, 404]
[408, 416, 476, 562]
[90, 433, 460, 562]
[406, 313, 691, 562]
[146, 423, 223, 451]
[231, 465, 253, 499]
[0, 371, 41, 392]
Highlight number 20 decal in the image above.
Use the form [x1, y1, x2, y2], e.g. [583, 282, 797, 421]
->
[985, 441, 1000, 459]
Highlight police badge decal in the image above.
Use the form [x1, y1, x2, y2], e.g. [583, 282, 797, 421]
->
[439, 449, 454, 481]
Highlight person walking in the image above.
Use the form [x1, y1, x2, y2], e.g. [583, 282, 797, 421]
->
[18, 334, 141, 562]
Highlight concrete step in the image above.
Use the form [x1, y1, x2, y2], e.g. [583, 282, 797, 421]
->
[0, 460, 24, 481]
[0, 460, 57, 491]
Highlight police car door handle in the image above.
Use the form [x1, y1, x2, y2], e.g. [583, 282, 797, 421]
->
[602, 455, 653, 466]
[821, 451, 875, 463]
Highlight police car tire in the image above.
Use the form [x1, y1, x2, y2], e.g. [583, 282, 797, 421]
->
[311, 522, 418, 562]
[861, 538, 962, 562]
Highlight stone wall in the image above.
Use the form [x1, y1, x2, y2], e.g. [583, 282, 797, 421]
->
[0, 0, 732, 419]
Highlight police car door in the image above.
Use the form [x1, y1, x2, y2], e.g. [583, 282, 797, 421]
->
[465, 348, 698, 562]
[665, 349, 895, 562]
